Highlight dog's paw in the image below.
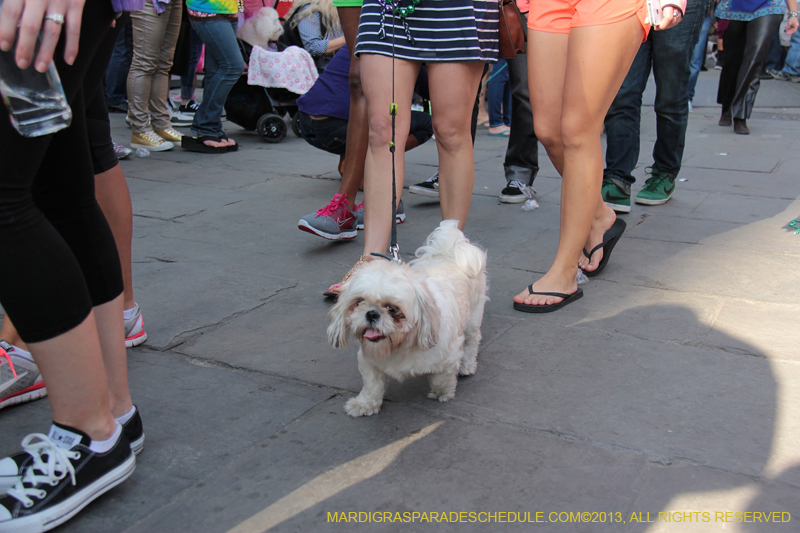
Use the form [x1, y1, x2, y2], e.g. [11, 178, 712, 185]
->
[427, 391, 455, 402]
[458, 360, 477, 376]
[344, 397, 382, 417]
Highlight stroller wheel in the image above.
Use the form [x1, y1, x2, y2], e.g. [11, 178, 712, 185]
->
[257, 114, 287, 143]
[291, 113, 302, 138]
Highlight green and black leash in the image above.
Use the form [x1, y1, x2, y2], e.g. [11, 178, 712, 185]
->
[372, 2, 417, 262]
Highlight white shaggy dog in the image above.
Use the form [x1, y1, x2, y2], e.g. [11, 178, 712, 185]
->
[328, 220, 488, 417]
[237, 7, 283, 49]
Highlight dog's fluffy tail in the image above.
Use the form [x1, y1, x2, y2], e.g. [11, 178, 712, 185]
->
[413, 220, 486, 279]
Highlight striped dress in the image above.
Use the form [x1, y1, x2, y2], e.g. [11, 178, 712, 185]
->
[355, 0, 499, 63]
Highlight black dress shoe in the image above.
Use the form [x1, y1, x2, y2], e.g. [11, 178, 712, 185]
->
[734, 118, 750, 135]
[719, 109, 732, 127]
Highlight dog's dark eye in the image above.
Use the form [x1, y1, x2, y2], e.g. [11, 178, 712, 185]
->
[354, 298, 364, 306]
[385, 305, 404, 320]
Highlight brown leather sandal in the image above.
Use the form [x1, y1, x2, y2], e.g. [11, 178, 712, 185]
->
[323, 255, 372, 298]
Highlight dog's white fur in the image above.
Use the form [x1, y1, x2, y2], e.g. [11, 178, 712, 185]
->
[328, 220, 488, 417]
[237, 7, 283, 49]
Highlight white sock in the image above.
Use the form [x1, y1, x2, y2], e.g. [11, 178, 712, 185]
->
[123, 306, 137, 321]
[89, 423, 122, 454]
[115, 406, 136, 425]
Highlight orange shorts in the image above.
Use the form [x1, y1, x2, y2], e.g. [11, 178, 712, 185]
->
[528, 0, 650, 41]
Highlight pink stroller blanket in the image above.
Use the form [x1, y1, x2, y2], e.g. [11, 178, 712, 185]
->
[247, 45, 318, 95]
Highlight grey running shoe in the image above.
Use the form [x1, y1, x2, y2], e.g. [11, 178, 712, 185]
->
[499, 180, 535, 204]
[409, 172, 439, 198]
[0, 341, 46, 411]
[124, 304, 147, 348]
[113, 141, 133, 160]
[355, 200, 406, 230]
[298, 194, 358, 240]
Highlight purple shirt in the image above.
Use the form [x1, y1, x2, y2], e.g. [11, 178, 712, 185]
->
[296, 44, 351, 121]
[110, 0, 146, 11]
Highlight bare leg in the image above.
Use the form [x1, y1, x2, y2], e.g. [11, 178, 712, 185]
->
[0, 316, 26, 350]
[26, 311, 118, 441]
[360, 54, 419, 256]
[426, 62, 485, 229]
[93, 295, 133, 418]
[336, 7, 369, 209]
[94, 163, 135, 311]
[515, 18, 643, 307]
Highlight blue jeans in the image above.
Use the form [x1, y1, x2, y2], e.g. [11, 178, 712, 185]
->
[765, 30, 786, 72]
[604, 0, 708, 185]
[104, 15, 132, 109]
[486, 60, 511, 128]
[782, 30, 800, 76]
[688, 16, 712, 102]
[189, 18, 244, 137]
[181, 27, 203, 101]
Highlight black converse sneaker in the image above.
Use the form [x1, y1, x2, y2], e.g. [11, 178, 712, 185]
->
[409, 171, 439, 198]
[0, 423, 135, 533]
[499, 180, 535, 204]
[121, 406, 145, 456]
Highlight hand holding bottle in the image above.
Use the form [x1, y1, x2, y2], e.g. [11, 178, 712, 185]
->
[0, 0, 85, 72]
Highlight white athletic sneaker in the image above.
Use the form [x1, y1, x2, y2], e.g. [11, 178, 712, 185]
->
[124, 304, 147, 348]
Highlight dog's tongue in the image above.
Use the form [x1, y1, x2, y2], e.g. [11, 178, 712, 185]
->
[363, 328, 383, 340]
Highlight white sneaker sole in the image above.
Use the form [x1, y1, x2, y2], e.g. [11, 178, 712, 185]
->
[634, 196, 672, 206]
[0, 453, 135, 533]
[408, 186, 439, 198]
[124, 332, 147, 348]
[0, 387, 48, 410]
[498, 194, 528, 204]
[130, 142, 173, 152]
[297, 220, 357, 240]
[603, 200, 631, 213]
[130, 434, 145, 456]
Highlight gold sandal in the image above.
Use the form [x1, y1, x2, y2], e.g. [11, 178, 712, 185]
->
[323, 255, 371, 297]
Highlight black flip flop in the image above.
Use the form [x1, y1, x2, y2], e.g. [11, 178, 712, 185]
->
[181, 135, 228, 154]
[513, 286, 584, 313]
[220, 134, 238, 152]
[581, 218, 627, 278]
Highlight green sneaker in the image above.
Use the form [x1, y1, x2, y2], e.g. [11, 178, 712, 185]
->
[635, 167, 676, 205]
[601, 178, 631, 213]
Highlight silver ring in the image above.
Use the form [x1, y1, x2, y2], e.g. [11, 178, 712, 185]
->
[44, 13, 65, 24]
[674, 11, 681, 17]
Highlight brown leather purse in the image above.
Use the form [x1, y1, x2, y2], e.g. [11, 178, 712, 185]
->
[498, 0, 526, 59]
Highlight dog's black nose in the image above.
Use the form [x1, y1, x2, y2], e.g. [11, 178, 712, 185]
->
[366, 310, 380, 323]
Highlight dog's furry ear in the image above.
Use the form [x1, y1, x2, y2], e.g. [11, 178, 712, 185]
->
[412, 281, 439, 350]
[327, 295, 350, 349]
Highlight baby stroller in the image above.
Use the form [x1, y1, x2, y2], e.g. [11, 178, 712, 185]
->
[224, 40, 302, 143]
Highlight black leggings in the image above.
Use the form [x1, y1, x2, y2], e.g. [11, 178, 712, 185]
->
[0, 0, 123, 343]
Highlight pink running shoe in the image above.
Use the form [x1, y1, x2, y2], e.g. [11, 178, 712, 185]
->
[297, 194, 358, 240]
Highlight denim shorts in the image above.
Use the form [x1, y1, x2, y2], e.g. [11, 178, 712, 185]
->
[298, 112, 348, 156]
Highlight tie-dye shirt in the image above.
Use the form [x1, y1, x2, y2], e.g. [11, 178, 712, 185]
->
[186, 0, 239, 15]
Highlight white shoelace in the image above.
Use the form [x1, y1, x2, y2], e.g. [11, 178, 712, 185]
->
[6, 435, 78, 509]
[507, 180, 535, 200]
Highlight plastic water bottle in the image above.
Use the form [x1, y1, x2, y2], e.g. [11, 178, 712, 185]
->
[0, 2, 72, 137]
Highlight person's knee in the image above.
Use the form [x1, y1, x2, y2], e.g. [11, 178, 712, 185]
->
[368, 114, 393, 147]
[534, 120, 561, 151]
[348, 60, 364, 98]
[560, 114, 597, 152]
[431, 119, 469, 153]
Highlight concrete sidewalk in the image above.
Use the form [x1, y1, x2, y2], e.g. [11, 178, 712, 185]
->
[2, 70, 799, 533]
